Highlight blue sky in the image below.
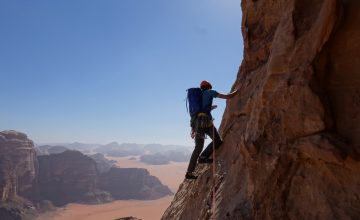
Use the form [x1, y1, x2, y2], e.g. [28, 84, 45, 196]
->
[0, 0, 243, 145]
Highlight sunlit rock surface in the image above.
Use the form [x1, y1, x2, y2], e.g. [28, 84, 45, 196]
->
[162, 0, 360, 219]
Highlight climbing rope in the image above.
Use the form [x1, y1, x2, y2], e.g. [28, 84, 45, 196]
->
[211, 123, 216, 220]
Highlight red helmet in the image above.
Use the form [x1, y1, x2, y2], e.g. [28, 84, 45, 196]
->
[200, 80, 212, 90]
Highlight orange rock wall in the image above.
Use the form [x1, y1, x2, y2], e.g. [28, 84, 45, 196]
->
[162, 0, 360, 219]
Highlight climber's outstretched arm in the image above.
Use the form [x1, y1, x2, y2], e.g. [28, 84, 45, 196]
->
[217, 90, 239, 99]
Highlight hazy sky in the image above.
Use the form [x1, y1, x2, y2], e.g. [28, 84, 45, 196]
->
[0, 0, 243, 145]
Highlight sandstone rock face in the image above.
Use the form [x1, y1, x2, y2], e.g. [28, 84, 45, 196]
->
[88, 153, 117, 173]
[162, 0, 360, 219]
[99, 167, 173, 200]
[37, 150, 112, 206]
[0, 130, 38, 202]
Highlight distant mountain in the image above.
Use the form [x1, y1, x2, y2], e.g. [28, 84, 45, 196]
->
[95, 143, 145, 157]
[63, 142, 102, 153]
[38, 142, 102, 154]
[1, 130, 176, 220]
[98, 167, 172, 200]
[37, 150, 112, 206]
[39, 142, 192, 158]
[37, 150, 172, 206]
[88, 153, 117, 173]
[140, 153, 169, 165]
[165, 150, 191, 162]
[94, 143, 191, 158]
[37, 145, 69, 155]
[140, 150, 191, 165]
[36, 141, 192, 165]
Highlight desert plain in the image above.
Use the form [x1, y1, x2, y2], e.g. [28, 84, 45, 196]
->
[36, 156, 188, 220]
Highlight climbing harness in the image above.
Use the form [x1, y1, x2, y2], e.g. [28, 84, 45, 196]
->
[197, 113, 213, 129]
[191, 113, 213, 140]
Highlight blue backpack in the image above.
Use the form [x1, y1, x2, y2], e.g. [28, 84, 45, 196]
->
[187, 88, 203, 117]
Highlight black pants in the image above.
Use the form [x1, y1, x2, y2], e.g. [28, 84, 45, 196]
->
[187, 125, 223, 173]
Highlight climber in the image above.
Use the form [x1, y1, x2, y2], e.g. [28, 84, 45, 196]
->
[186, 80, 238, 179]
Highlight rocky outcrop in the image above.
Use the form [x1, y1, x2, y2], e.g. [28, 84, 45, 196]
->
[99, 167, 173, 200]
[36, 145, 69, 155]
[0, 131, 38, 220]
[162, 0, 360, 219]
[37, 150, 112, 206]
[0, 131, 38, 202]
[0, 130, 174, 219]
[0, 199, 37, 220]
[37, 150, 171, 206]
[88, 153, 117, 173]
[140, 153, 170, 165]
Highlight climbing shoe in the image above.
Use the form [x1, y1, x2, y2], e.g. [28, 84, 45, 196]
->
[198, 156, 213, 164]
[185, 172, 198, 180]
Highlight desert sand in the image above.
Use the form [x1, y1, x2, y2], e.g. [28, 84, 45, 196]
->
[36, 156, 188, 220]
